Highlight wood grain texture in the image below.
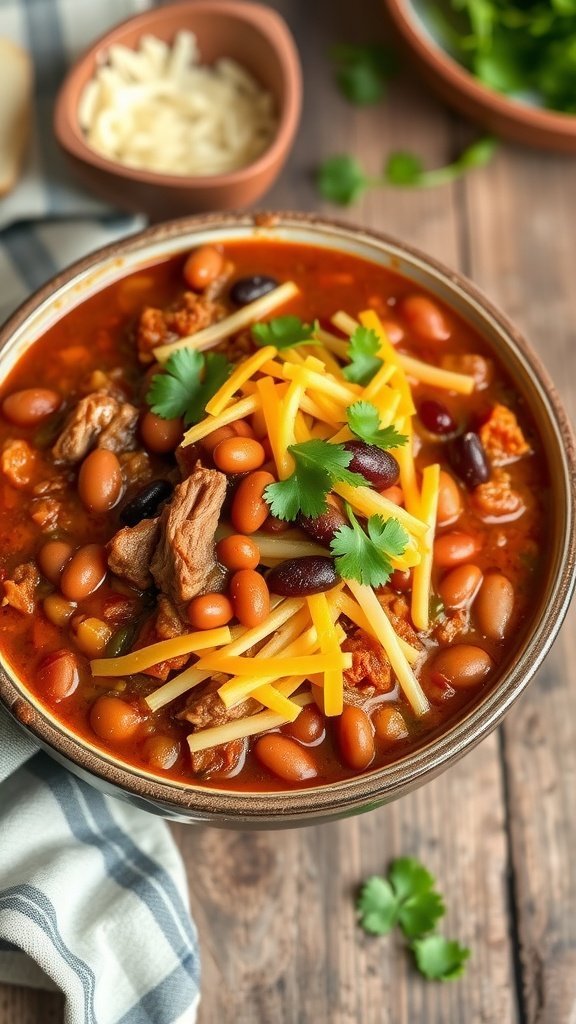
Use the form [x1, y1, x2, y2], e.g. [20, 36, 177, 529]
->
[1, 0, 574, 1022]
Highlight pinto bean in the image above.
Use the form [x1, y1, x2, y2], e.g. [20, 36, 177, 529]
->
[78, 448, 122, 513]
[183, 245, 224, 291]
[401, 294, 450, 342]
[255, 734, 318, 781]
[230, 470, 275, 533]
[438, 564, 483, 610]
[216, 534, 260, 571]
[282, 704, 325, 745]
[60, 544, 107, 601]
[2, 388, 61, 426]
[213, 437, 265, 474]
[89, 695, 142, 743]
[140, 411, 183, 453]
[372, 706, 409, 743]
[437, 470, 463, 527]
[37, 650, 79, 702]
[474, 572, 514, 640]
[38, 540, 74, 585]
[142, 734, 180, 771]
[434, 531, 479, 569]
[230, 569, 270, 627]
[432, 645, 494, 688]
[187, 593, 234, 629]
[338, 706, 375, 770]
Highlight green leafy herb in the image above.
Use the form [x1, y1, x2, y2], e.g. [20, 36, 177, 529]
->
[330, 43, 397, 104]
[412, 935, 470, 981]
[356, 877, 399, 936]
[252, 315, 319, 350]
[347, 401, 408, 450]
[146, 349, 231, 426]
[317, 138, 496, 205]
[330, 508, 408, 587]
[264, 440, 368, 521]
[342, 325, 382, 384]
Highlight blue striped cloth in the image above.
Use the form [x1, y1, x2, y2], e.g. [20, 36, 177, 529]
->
[0, 2, 201, 1021]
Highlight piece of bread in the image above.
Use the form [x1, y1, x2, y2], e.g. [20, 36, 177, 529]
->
[0, 38, 33, 197]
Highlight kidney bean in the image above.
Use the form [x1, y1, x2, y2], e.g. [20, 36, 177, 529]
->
[282, 704, 325, 745]
[140, 411, 183, 453]
[372, 706, 409, 743]
[434, 531, 479, 569]
[187, 593, 234, 630]
[183, 245, 224, 291]
[38, 539, 73, 585]
[432, 645, 494, 688]
[230, 569, 270, 627]
[89, 695, 141, 743]
[401, 294, 450, 342]
[254, 734, 318, 781]
[438, 563, 483, 610]
[78, 448, 122, 513]
[37, 649, 79, 702]
[2, 388, 61, 426]
[142, 734, 180, 771]
[230, 275, 279, 306]
[380, 319, 404, 344]
[437, 470, 463, 527]
[261, 514, 290, 534]
[216, 534, 260, 571]
[298, 502, 348, 546]
[338, 706, 375, 770]
[213, 437, 265, 474]
[418, 399, 456, 436]
[342, 441, 400, 490]
[390, 568, 412, 593]
[474, 572, 514, 640]
[267, 556, 339, 597]
[230, 470, 275, 533]
[120, 479, 173, 526]
[60, 544, 107, 601]
[448, 431, 490, 489]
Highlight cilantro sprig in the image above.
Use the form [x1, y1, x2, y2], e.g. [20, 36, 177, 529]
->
[252, 315, 319, 350]
[330, 43, 397, 105]
[318, 138, 497, 206]
[264, 440, 368, 521]
[330, 508, 408, 588]
[357, 858, 470, 982]
[347, 401, 407, 450]
[342, 325, 382, 384]
[146, 349, 231, 425]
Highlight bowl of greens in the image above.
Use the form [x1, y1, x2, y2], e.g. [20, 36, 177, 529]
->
[385, 0, 576, 151]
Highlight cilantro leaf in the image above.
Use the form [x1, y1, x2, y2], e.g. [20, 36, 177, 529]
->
[385, 152, 424, 186]
[330, 509, 408, 587]
[411, 935, 470, 981]
[347, 401, 408, 450]
[342, 326, 382, 384]
[146, 349, 231, 426]
[384, 138, 497, 188]
[389, 858, 445, 939]
[252, 315, 319, 350]
[264, 440, 368, 521]
[317, 155, 369, 206]
[357, 877, 398, 935]
[330, 44, 397, 105]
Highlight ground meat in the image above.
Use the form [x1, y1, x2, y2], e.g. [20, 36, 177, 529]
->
[378, 592, 423, 649]
[440, 353, 493, 389]
[107, 517, 160, 590]
[434, 609, 469, 644]
[190, 738, 247, 778]
[472, 469, 525, 519]
[479, 403, 531, 465]
[29, 497, 64, 529]
[151, 468, 227, 606]
[136, 292, 226, 362]
[180, 687, 259, 729]
[2, 562, 41, 614]
[214, 327, 255, 364]
[342, 629, 393, 693]
[1, 439, 38, 488]
[53, 391, 138, 463]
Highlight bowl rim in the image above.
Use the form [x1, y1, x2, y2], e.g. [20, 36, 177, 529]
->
[53, 0, 302, 188]
[385, 0, 576, 138]
[1, 210, 575, 823]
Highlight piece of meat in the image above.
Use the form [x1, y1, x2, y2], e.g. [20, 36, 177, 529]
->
[440, 353, 493, 390]
[118, 450, 152, 487]
[133, 598, 189, 681]
[1, 439, 38, 488]
[155, 595, 186, 640]
[180, 687, 259, 728]
[343, 682, 376, 707]
[190, 738, 247, 778]
[479, 403, 531, 465]
[378, 592, 423, 649]
[342, 629, 393, 693]
[2, 562, 40, 614]
[214, 327, 255, 364]
[107, 517, 160, 590]
[136, 292, 226, 362]
[30, 497, 64, 529]
[52, 391, 138, 463]
[151, 468, 227, 606]
[472, 469, 525, 519]
[434, 609, 469, 644]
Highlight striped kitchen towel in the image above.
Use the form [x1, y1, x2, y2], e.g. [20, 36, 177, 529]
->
[0, 2, 201, 1022]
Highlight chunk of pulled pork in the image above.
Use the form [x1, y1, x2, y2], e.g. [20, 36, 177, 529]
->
[136, 292, 226, 362]
[151, 468, 227, 606]
[472, 468, 525, 519]
[53, 391, 138, 463]
[179, 687, 259, 729]
[190, 738, 247, 778]
[434, 609, 469, 644]
[342, 629, 393, 693]
[479, 403, 530, 465]
[2, 562, 40, 614]
[134, 595, 189, 681]
[107, 517, 160, 590]
[378, 592, 422, 650]
[1, 439, 38, 488]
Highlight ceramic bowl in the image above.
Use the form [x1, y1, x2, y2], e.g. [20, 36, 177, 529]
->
[54, 1, 302, 217]
[0, 212, 574, 827]
[385, 0, 576, 152]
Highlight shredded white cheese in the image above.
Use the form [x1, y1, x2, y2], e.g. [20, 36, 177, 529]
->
[79, 30, 278, 176]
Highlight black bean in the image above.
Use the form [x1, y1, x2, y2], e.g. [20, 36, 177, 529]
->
[298, 505, 348, 546]
[418, 399, 457, 436]
[230, 275, 279, 306]
[448, 432, 490, 489]
[119, 479, 173, 526]
[267, 556, 339, 596]
[343, 441, 400, 490]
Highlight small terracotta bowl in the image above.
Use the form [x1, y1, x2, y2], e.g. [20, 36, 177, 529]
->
[54, 1, 302, 217]
[385, 0, 576, 152]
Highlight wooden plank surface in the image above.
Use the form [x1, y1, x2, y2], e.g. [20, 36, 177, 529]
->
[1, 0, 575, 1022]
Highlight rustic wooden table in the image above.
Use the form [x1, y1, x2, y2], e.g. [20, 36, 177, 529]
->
[2, 1, 575, 1021]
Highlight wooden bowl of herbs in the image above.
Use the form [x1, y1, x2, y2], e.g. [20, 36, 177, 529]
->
[385, 0, 576, 152]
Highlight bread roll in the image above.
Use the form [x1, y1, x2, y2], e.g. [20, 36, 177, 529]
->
[0, 38, 33, 197]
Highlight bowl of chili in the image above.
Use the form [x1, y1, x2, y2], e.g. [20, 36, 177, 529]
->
[0, 212, 574, 826]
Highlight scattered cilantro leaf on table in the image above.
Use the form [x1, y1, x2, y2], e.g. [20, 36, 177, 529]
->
[146, 350, 231, 425]
[347, 401, 407, 450]
[264, 440, 368, 521]
[331, 509, 408, 588]
[252, 315, 320, 350]
[317, 155, 372, 206]
[388, 858, 446, 939]
[357, 876, 398, 935]
[342, 325, 382, 384]
[330, 43, 397, 105]
[412, 935, 470, 981]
